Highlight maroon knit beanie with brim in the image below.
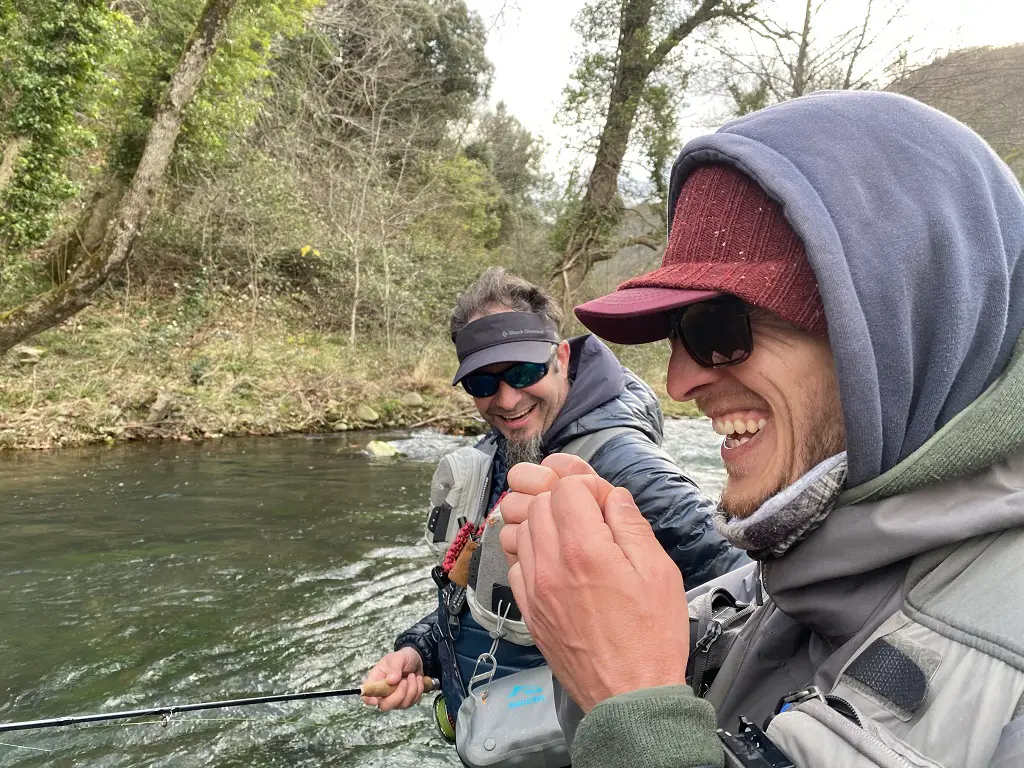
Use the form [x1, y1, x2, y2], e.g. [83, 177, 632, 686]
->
[575, 164, 827, 344]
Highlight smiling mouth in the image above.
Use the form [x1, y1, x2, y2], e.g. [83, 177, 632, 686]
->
[712, 413, 768, 449]
[496, 404, 536, 424]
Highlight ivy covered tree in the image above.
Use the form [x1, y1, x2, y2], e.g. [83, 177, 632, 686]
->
[0, 0, 323, 354]
[0, 0, 124, 251]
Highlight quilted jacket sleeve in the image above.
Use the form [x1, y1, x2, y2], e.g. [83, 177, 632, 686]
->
[394, 609, 442, 678]
[589, 431, 748, 588]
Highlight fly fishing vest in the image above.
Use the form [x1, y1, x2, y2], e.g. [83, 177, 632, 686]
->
[685, 529, 1024, 768]
[424, 428, 636, 753]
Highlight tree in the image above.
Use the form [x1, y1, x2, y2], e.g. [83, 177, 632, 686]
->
[47, 0, 317, 286]
[711, 0, 912, 115]
[0, 0, 124, 252]
[0, 0, 240, 354]
[548, 0, 762, 315]
[234, 0, 503, 347]
[276, 0, 492, 157]
[464, 101, 547, 242]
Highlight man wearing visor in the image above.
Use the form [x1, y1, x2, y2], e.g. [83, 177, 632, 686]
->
[362, 267, 745, 738]
[497, 92, 1024, 768]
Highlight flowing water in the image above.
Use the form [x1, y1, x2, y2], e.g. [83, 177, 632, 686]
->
[0, 420, 725, 767]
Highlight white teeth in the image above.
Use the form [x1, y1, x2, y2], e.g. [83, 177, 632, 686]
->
[502, 406, 534, 421]
[723, 435, 753, 449]
[713, 415, 769, 437]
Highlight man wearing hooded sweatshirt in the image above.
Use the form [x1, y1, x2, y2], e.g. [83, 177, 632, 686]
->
[498, 90, 1024, 768]
[361, 268, 744, 741]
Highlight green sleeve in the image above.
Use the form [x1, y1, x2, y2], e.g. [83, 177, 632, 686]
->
[571, 685, 725, 768]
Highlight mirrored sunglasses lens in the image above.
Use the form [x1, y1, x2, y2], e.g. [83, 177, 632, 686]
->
[462, 374, 497, 398]
[681, 303, 750, 367]
[504, 361, 547, 389]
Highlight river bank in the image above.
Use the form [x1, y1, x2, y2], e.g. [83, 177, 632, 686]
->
[0, 297, 699, 451]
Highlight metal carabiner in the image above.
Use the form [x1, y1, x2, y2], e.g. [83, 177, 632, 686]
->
[466, 600, 513, 698]
[467, 652, 498, 696]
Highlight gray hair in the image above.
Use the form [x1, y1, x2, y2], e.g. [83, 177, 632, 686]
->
[450, 267, 564, 340]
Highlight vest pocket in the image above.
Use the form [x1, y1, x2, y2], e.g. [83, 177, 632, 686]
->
[766, 698, 943, 768]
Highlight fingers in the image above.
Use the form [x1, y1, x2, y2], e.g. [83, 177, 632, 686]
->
[508, 561, 531, 625]
[500, 521, 519, 566]
[541, 453, 600, 478]
[371, 674, 424, 711]
[506, 455, 600, 497]
[507, 462, 560, 496]
[515, 518, 536, 606]
[500, 491, 531, 525]
[548, 475, 616, 539]
[362, 651, 424, 710]
[603, 486, 669, 576]
[400, 672, 424, 709]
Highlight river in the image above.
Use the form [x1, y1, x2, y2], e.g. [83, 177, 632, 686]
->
[0, 420, 725, 767]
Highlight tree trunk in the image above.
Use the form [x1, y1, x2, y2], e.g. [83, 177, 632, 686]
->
[791, 0, 813, 97]
[548, 0, 737, 316]
[48, 180, 127, 285]
[0, 0, 239, 355]
[551, 0, 655, 317]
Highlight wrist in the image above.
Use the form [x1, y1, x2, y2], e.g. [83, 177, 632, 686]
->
[580, 670, 689, 714]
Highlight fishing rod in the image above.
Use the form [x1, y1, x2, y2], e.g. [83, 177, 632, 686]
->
[0, 677, 438, 734]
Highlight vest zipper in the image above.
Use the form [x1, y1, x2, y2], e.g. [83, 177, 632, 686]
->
[824, 693, 865, 728]
[775, 687, 930, 767]
[695, 603, 754, 653]
[776, 686, 864, 727]
[473, 436, 498, 526]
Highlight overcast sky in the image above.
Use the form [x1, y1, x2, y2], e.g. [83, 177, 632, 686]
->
[466, 0, 1024, 175]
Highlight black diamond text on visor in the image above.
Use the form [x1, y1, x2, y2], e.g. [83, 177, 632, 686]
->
[452, 312, 560, 386]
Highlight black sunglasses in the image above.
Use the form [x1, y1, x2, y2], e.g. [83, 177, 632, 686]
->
[461, 349, 556, 398]
[669, 295, 753, 368]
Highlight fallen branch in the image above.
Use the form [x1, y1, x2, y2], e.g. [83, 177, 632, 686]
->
[407, 409, 479, 429]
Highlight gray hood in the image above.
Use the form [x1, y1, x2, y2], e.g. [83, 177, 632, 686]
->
[672, 93, 1024, 717]
[669, 90, 1024, 488]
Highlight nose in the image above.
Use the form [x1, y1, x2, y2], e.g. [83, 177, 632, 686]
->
[667, 341, 723, 402]
[493, 380, 521, 410]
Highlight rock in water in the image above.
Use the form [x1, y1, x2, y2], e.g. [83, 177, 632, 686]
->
[365, 440, 400, 458]
[355, 404, 380, 422]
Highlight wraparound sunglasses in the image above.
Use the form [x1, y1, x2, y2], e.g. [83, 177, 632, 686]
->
[461, 348, 557, 398]
[669, 295, 753, 368]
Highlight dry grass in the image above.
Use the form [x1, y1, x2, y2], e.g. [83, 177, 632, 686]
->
[0, 298, 701, 451]
[0, 299, 482, 450]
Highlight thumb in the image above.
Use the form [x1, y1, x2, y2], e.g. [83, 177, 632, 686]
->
[603, 486, 661, 572]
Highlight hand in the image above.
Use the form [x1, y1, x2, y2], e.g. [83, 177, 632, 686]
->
[501, 454, 691, 714]
[499, 454, 599, 568]
[361, 647, 426, 711]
